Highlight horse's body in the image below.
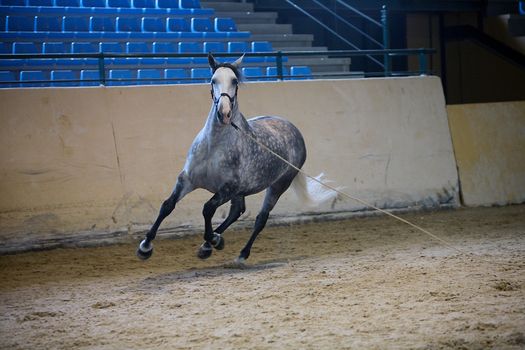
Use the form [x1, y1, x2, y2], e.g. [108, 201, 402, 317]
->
[137, 54, 335, 263]
[185, 115, 306, 195]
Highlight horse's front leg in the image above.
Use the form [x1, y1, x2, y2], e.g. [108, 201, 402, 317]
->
[197, 186, 234, 259]
[137, 172, 194, 260]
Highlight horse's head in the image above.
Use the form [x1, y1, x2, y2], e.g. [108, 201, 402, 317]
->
[208, 53, 244, 125]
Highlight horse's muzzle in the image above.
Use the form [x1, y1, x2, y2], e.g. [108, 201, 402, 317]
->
[217, 110, 232, 125]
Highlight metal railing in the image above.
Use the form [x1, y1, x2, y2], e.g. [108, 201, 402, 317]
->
[0, 49, 435, 86]
[285, 0, 392, 75]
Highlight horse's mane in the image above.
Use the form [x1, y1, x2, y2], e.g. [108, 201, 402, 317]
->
[214, 63, 243, 81]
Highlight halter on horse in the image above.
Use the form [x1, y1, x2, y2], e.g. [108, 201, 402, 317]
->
[137, 53, 336, 264]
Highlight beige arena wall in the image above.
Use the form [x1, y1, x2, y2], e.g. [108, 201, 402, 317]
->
[0, 76, 459, 252]
[447, 101, 525, 207]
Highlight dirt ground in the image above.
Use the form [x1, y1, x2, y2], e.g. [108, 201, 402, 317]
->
[1, 205, 524, 349]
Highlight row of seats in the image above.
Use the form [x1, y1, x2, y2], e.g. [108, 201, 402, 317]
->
[1, 40, 272, 54]
[0, 0, 200, 9]
[2, 15, 237, 33]
[0, 66, 313, 86]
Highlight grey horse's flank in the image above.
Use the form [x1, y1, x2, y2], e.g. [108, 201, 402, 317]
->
[137, 53, 336, 264]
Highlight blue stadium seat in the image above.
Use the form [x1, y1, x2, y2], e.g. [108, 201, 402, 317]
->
[71, 41, 97, 53]
[166, 17, 190, 32]
[6, 16, 35, 32]
[108, 0, 130, 7]
[251, 41, 272, 52]
[1, 0, 26, 5]
[166, 57, 192, 65]
[20, 70, 47, 87]
[242, 67, 262, 79]
[90, 17, 116, 32]
[164, 68, 187, 83]
[116, 17, 140, 32]
[63, 16, 90, 31]
[0, 43, 11, 54]
[153, 41, 176, 53]
[82, 0, 106, 7]
[227, 41, 247, 53]
[80, 69, 100, 86]
[214, 17, 236, 32]
[138, 56, 165, 65]
[52, 58, 97, 69]
[109, 69, 135, 85]
[191, 67, 211, 81]
[43, 42, 68, 53]
[191, 17, 212, 32]
[0, 16, 5, 32]
[142, 17, 164, 32]
[203, 41, 223, 54]
[178, 41, 200, 53]
[35, 16, 62, 32]
[0, 71, 17, 88]
[290, 66, 312, 79]
[126, 41, 149, 53]
[104, 57, 136, 68]
[132, 0, 155, 8]
[179, 0, 199, 8]
[157, 0, 177, 8]
[13, 42, 39, 54]
[29, 0, 54, 6]
[137, 68, 161, 84]
[51, 70, 77, 86]
[99, 41, 122, 53]
[56, 0, 81, 6]
[266, 66, 289, 80]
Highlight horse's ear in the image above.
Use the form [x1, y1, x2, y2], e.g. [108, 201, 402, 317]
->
[231, 54, 245, 69]
[208, 53, 219, 72]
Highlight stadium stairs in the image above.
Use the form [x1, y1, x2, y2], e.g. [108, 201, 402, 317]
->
[202, 0, 352, 76]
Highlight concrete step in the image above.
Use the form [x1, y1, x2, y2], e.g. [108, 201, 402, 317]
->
[213, 11, 278, 24]
[200, 1, 254, 12]
[286, 57, 352, 73]
[237, 23, 293, 34]
[251, 34, 315, 48]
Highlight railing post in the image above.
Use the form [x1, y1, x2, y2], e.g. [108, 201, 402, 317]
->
[418, 50, 428, 76]
[276, 51, 284, 80]
[97, 53, 106, 86]
[381, 4, 391, 76]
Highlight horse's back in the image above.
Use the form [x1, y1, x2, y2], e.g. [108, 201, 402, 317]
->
[230, 115, 306, 195]
[247, 116, 306, 167]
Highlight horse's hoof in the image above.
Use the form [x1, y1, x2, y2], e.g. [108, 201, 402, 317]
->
[233, 256, 247, 268]
[137, 240, 153, 260]
[212, 234, 225, 250]
[197, 242, 213, 260]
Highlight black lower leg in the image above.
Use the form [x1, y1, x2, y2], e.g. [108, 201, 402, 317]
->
[239, 211, 269, 260]
[214, 196, 245, 235]
[202, 190, 231, 242]
[144, 196, 175, 245]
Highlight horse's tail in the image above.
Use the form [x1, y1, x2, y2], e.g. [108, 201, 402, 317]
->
[291, 171, 340, 208]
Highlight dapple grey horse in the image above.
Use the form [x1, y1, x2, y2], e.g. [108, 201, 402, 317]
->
[137, 53, 336, 264]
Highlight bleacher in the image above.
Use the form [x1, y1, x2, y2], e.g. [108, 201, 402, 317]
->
[0, 0, 312, 87]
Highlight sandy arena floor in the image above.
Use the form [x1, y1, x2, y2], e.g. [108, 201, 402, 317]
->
[1, 205, 524, 349]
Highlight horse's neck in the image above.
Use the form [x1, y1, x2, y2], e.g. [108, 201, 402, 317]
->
[203, 104, 248, 136]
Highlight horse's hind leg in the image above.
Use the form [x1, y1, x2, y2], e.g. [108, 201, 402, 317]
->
[215, 196, 246, 237]
[237, 173, 297, 263]
[137, 172, 194, 260]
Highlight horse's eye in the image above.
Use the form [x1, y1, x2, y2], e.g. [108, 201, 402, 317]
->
[232, 78, 238, 85]
[211, 79, 216, 85]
